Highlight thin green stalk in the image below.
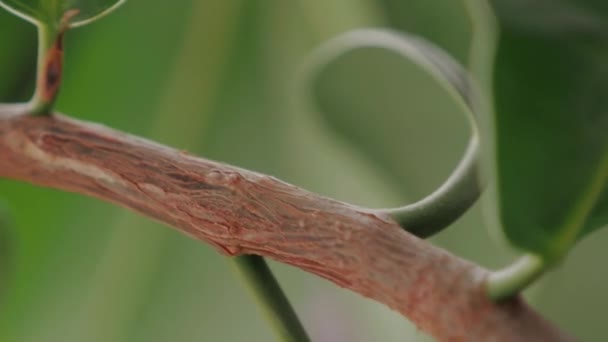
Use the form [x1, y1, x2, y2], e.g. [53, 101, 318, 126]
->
[485, 254, 546, 300]
[231, 255, 309, 342]
[29, 9, 79, 116]
[29, 23, 57, 115]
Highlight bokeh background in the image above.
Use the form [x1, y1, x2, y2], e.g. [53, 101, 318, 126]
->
[0, 1, 606, 341]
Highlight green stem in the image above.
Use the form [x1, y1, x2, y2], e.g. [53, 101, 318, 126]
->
[303, 30, 484, 239]
[29, 23, 59, 115]
[231, 255, 310, 342]
[380, 136, 482, 238]
[485, 254, 546, 301]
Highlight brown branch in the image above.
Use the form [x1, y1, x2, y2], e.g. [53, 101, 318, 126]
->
[0, 104, 573, 342]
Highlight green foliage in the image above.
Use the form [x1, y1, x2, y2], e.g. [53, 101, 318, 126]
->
[489, 0, 608, 261]
[0, 0, 125, 28]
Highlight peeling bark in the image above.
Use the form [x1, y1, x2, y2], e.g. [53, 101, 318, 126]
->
[0, 105, 573, 341]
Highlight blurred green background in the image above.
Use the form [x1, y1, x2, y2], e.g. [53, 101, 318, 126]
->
[0, 1, 607, 341]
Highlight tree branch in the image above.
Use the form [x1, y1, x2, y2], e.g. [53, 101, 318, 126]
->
[0, 105, 573, 341]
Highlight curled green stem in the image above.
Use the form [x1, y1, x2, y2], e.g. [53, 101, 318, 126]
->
[303, 30, 484, 239]
[380, 136, 482, 238]
[231, 255, 310, 342]
[485, 254, 546, 301]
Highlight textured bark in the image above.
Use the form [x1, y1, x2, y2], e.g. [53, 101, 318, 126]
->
[0, 105, 573, 342]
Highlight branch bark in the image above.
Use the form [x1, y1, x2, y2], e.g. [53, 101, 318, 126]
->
[0, 105, 573, 342]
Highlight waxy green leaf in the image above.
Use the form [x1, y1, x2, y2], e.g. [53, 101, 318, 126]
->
[0, 0, 125, 28]
[489, 0, 608, 260]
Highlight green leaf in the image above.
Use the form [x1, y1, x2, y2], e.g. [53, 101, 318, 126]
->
[0, 0, 125, 28]
[489, 0, 608, 261]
